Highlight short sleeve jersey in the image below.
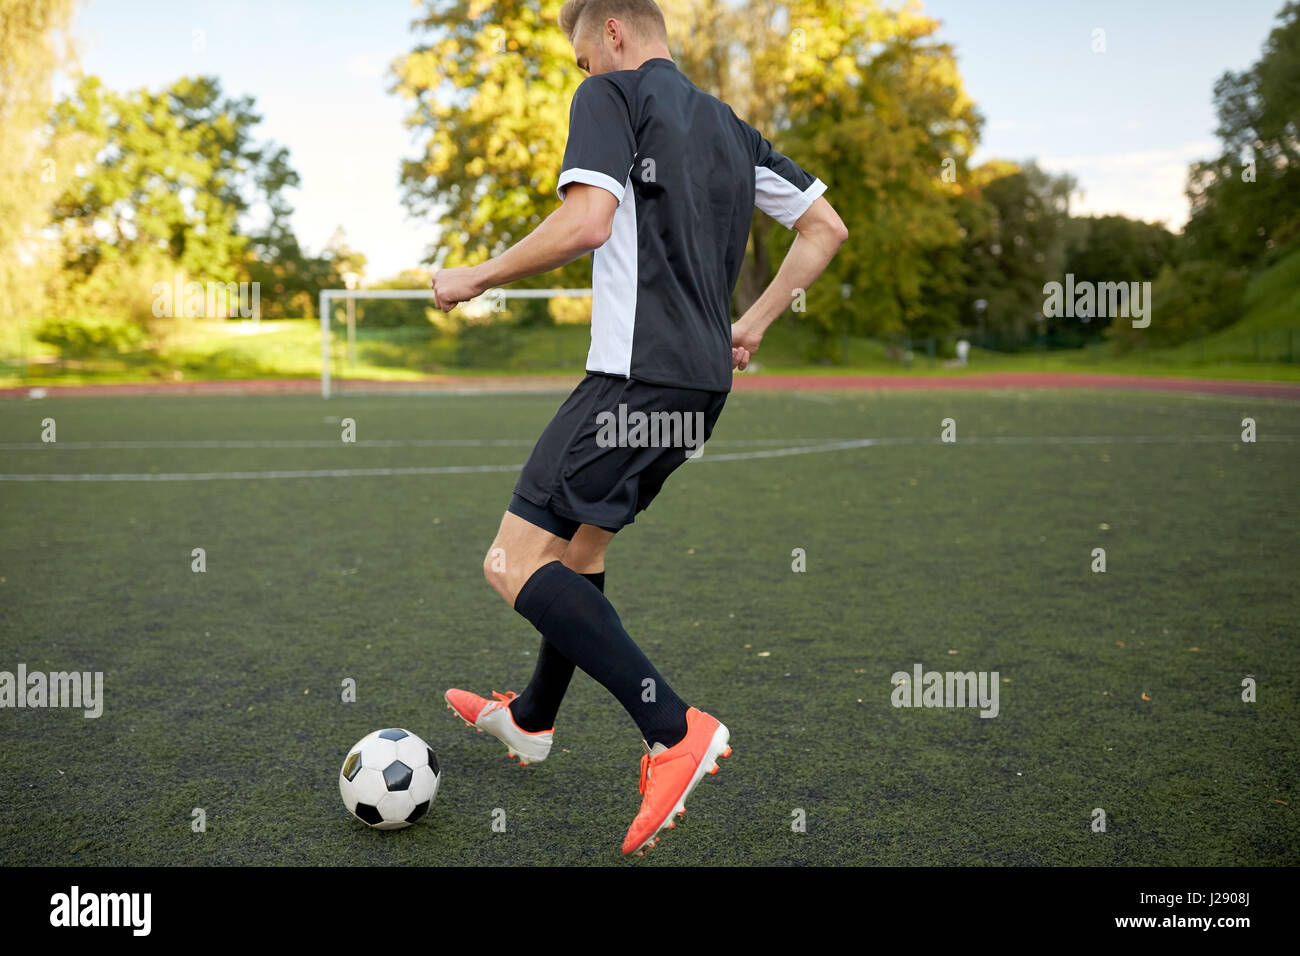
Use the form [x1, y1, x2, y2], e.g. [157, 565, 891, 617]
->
[556, 58, 826, 392]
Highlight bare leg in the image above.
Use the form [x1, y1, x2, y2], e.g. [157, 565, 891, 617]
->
[488, 518, 615, 731]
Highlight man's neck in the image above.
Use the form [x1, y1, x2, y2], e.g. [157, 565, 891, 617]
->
[625, 48, 673, 70]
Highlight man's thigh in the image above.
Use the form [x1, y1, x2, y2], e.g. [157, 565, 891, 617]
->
[563, 524, 616, 574]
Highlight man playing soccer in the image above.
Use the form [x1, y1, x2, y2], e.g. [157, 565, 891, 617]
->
[431, 0, 847, 857]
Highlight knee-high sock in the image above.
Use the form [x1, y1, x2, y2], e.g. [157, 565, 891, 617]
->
[512, 560, 689, 749]
[507, 570, 603, 732]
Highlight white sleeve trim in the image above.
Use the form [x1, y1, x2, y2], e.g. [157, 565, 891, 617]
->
[557, 168, 626, 203]
[789, 177, 828, 226]
[755, 168, 827, 228]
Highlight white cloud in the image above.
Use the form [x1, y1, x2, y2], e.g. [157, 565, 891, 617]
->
[1036, 141, 1217, 229]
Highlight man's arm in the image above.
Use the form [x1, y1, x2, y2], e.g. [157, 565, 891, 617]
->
[731, 197, 848, 369]
[430, 184, 618, 312]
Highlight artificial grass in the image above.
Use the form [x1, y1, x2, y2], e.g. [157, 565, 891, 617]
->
[0, 388, 1296, 865]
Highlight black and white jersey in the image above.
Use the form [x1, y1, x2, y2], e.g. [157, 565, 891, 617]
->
[557, 58, 826, 392]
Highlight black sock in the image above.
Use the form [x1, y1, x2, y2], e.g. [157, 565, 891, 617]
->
[508, 571, 603, 732]
[512, 561, 688, 749]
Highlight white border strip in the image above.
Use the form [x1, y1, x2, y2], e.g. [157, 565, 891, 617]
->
[0, 434, 1291, 482]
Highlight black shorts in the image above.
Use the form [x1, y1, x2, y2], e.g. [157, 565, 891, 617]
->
[509, 373, 728, 539]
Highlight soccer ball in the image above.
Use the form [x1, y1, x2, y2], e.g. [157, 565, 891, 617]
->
[339, 728, 440, 830]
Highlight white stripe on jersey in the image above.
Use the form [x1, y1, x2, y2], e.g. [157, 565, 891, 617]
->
[586, 171, 638, 377]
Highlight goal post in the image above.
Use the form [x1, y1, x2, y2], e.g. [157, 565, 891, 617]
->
[318, 288, 592, 398]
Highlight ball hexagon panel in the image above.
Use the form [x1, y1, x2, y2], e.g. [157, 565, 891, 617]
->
[350, 766, 388, 807]
[377, 789, 416, 824]
[394, 735, 428, 770]
[410, 765, 437, 802]
[360, 737, 398, 770]
[339, 774, 358, 813]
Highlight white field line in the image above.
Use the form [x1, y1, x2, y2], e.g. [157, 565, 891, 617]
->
[0, 438, 833, 450]
[0, 434, 1292, 482]
[0, 439, 536, 450]
[0, 464, 526, 482]
[6, 432, 1294, 451]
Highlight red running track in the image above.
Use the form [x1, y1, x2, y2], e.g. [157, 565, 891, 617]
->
[1, 372, 1298, 400]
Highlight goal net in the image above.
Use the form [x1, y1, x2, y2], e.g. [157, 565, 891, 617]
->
[318, 288, 593, 397]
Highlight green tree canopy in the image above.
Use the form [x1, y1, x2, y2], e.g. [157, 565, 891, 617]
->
[1185, 1, 1299, 266]
[47, 75, 300, 319]
[958, 160, 1076, 343]
[394, 0, 581, 286]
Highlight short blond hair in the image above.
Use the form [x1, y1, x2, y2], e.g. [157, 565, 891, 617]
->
[558, 0, 668, 44]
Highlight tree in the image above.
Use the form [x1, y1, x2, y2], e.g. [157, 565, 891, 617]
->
[0, 0, 79, 332]
[1062, 215, 1175, 335]
[740, 1, 982, 350]
[1185, 2, 1299, 266]
[242, 225, 364, 320]
[393, 0, 583, 286]
[46, 75, 300, 322]
[1066, 216, 1175, 286]
[1108, 259, 1247, 351]
[961, 161, 1076, 345]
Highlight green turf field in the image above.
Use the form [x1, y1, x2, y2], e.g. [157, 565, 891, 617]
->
[1, 387, 1297, 865]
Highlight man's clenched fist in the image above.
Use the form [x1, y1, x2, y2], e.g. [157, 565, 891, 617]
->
[430, 266, 486, 313]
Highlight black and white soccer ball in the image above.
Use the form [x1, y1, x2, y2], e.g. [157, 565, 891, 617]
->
[339, 728, 440, 830]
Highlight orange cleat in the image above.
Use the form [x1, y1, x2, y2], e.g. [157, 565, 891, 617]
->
[621, 707, 732, 857]
[444, 688, 553, 765]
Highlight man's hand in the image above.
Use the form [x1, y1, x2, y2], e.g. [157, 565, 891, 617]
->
[430, 265, 486, 313]
[731, 321, 762, 371]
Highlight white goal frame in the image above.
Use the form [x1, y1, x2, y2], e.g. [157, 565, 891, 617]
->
[318, 288, 591, 398]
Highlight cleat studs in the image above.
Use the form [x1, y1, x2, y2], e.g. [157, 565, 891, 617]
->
[721, 747, 732, 758]
[708, 764, 719, 774]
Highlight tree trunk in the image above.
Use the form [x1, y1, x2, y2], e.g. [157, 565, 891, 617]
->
[735, 214, 770, 316]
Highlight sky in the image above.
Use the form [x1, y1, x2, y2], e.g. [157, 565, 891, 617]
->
[70, 0, 1288, 280]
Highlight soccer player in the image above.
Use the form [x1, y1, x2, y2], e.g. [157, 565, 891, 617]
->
[432, 0, 847, 857]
